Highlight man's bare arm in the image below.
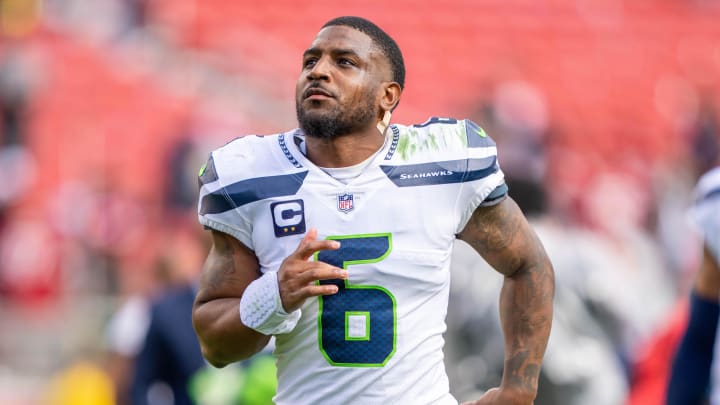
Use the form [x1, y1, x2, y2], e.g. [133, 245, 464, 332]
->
[192, 230, 270, 368]
[457, 197, 555, 404]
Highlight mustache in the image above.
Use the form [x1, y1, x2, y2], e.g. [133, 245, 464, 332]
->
[302, 84, 334, 99]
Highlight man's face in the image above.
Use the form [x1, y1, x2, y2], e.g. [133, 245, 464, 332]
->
[296, 25, 391, 139]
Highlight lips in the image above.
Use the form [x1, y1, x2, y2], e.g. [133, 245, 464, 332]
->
[303, 86, 334, 100]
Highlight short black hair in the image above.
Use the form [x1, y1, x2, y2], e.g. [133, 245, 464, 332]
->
[322, 16, 406, 90]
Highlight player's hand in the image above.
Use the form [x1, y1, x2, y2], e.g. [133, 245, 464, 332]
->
[461, 387, 535, 405]
[277, 228, 347, 312]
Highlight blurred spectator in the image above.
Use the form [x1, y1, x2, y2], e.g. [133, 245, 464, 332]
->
[446, 180, 629, 405]
[627, 95, 720, 405]
[0, 217, 60, 305]
[109, 218, 206, 404]
[447, 84, 679, 403]
[49, 177, 152, 301]
[164, 133, 208, 215]
[0, 45, 40, 243]
[473, 79, 549, 188]
[0, 48, 31, 146]
[446, 87, 629, 404]
[129, 279, 277, 405]
[579, 171, 677, 358]
[666, 166, 720, 404]
[0, 48, 57, 306]
[105, 294, 151, 405]
[129, 280, 204, 405]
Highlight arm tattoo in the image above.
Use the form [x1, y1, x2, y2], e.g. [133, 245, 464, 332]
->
[458, 198, 555, 396]
[205, 233, 238, 291]
[459, 199, 529, 276]
[199, 231, 261, 300]
[505, 350, 541, 392]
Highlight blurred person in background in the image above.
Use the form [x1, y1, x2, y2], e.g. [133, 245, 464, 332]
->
[622, 94, 720, 405]
[445, 85, 628, 405]
[104, 132, 211, 405]
[129, 283, 203, 405]
[127, 222, 207, 405]
[0, 45, 50, 305]
[192, 16, 554, 405]
[666, 166, 720, 405]
[446, 194, 630, 405]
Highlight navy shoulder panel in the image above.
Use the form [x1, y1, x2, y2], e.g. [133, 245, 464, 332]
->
[465, 119, 496, 148]
[198, 154, 219, 188]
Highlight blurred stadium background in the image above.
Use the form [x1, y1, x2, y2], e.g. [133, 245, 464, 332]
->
[0, 0, 719, 404]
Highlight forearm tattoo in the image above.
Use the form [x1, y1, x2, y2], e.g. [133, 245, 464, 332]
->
[505, 350, 541, 392]
[459, 198, 555, 394]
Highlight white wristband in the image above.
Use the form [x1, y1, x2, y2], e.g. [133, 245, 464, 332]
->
[239, 271, 301, 335]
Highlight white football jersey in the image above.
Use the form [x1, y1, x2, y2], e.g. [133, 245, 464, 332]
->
[197, 118, 507, 405]
[692, 166, 720, 264]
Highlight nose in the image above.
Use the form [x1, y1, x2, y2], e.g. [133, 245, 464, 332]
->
[307, 57, 331, 81]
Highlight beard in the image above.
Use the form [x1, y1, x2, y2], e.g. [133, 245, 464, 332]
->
[296, 95, 377, 139]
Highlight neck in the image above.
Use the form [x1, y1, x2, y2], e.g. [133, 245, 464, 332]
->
[305, 128, 385, 168]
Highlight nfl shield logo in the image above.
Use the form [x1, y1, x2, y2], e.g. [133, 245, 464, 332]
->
[337, 193, 354, 213]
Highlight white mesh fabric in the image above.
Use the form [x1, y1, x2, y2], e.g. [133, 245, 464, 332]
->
[240, 271, 301, 335]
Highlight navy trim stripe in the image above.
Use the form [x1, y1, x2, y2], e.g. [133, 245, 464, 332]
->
[279, 134, 303, 168]
[486, 183, 508, 200]
[384, 125, 400, 160]
[412, 117, 458, 128]
[200, 171, 308, 214]
[380, 157, 497, 187]
[480, 183, 508, 206]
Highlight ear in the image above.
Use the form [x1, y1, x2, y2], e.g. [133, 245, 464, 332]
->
[379, 82, 402, 113]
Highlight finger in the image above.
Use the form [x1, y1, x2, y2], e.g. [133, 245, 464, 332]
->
[303, 227, 317, 244]
[297, 263, 348, 284]
[280, 278, 341, 310]
[294, 230, 340, 260]
[293, 228, 318, 258]
[298, 283, 341, 297]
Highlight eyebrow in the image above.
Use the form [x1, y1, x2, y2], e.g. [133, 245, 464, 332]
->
[302, 48, 361, 59]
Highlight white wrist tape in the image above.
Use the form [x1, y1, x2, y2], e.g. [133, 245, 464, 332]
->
[239, 271, 301, 335]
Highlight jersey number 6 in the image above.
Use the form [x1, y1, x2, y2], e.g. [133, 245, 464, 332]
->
[316, 233, 396, 367]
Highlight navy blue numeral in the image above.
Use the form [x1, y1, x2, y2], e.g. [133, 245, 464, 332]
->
[316, 234, 395, 367]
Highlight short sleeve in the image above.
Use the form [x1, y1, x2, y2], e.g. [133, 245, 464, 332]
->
[455, 119, 508, 233]
[197, 152, 254, 248]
